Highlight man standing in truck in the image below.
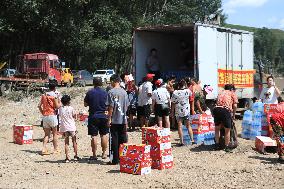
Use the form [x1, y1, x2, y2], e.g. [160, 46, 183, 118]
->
[146, 48, 160, 80]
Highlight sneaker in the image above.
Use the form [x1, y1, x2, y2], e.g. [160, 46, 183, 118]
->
[224, 146, 233, 153]
[65, 158, 70, 163]
[74, 156, 80, 161]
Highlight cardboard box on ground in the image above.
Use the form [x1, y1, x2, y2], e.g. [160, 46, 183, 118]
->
[13, 125, 33, 145]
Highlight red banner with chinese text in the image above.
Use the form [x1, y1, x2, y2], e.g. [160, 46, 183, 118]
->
[218, 69, 255, 88]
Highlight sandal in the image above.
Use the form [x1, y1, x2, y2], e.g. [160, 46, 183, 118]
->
[101, 153, 107, 159]
[53, 149, 61, 154]
[65, 158, 70, 163]
[41, 150, 50, 155]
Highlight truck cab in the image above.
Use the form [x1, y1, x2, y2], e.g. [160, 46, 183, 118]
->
[21, 53, 62, 84]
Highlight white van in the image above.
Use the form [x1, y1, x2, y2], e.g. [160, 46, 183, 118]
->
[93, 69, 115, 83]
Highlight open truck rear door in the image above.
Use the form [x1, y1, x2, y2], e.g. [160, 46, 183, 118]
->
[196, 24, 218, 99]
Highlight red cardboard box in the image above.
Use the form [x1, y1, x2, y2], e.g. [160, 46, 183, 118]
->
[190, 114, 208, 125]
[209, 123, 215, 131]
[13, 125, 33, 145]
[152, 155, 174, 170]
[119, 144, 151, 160]
[255, 136, 277, 153]
[264, 104, 278, 114]
[120, 157, 152, 175]
[191, 123, 210, 133]
[147, 142, 172, 159]
[142, 127, 171, 144]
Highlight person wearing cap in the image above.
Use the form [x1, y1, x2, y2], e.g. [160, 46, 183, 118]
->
[152, 79, 171, 128]
[140, 73, 154, 127]
[84, 77, 109, 161]
[146, 48, 160, 80]
[126, 75, 138, 131]
[106, 74, 129, 165]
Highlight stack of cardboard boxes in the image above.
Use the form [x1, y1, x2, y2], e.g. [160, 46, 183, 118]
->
[119, 127, 173, 175]
[142, 127, 173, 170]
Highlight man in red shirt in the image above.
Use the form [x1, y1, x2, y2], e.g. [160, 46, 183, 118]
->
[270, 97, 284, 162]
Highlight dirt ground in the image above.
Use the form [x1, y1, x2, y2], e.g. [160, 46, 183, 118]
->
[0, 87, 283, 189]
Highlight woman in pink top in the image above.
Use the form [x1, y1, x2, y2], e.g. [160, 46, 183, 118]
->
[59, 95, 79, 162]
[213, 84, 238, 152]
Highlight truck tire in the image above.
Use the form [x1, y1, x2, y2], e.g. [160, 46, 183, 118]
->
[66, 80, 72, 88]
[49, 79, 58, 86]
[1, 82, 12, 96]
[81, 81, 86, 87]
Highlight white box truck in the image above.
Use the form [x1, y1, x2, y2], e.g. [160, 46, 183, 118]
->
[132, 23, 258, 109]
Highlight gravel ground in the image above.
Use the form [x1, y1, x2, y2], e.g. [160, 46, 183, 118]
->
[0, 87, 283, 189]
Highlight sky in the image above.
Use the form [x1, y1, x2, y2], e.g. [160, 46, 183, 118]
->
[222, 0, 284, 30]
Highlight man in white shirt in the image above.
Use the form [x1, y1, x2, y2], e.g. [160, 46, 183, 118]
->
[152, 79, 171, 128]
[260, 76, 281, 104]
[140, 73, 154, 127]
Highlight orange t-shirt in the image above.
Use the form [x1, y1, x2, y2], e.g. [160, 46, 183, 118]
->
[216, 90, 238, 112]
[41, 95, 56, 116]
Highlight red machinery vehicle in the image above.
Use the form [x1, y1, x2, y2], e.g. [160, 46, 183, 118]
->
[0, 53, 62, 95]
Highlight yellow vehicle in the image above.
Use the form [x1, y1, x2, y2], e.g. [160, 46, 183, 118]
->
[59, 68, 74, 87]
[0, 62, 7, 69]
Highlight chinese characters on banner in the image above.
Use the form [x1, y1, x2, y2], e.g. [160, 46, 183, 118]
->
[218, 69, 255, 88]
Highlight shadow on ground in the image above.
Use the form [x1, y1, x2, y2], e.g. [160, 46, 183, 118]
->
[248, 155, 281, 164]
[35, 157, 106, 165]
[106, 169, 121, 174]
[190, 144, 214, 152]
[21, 149, 42, 155]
